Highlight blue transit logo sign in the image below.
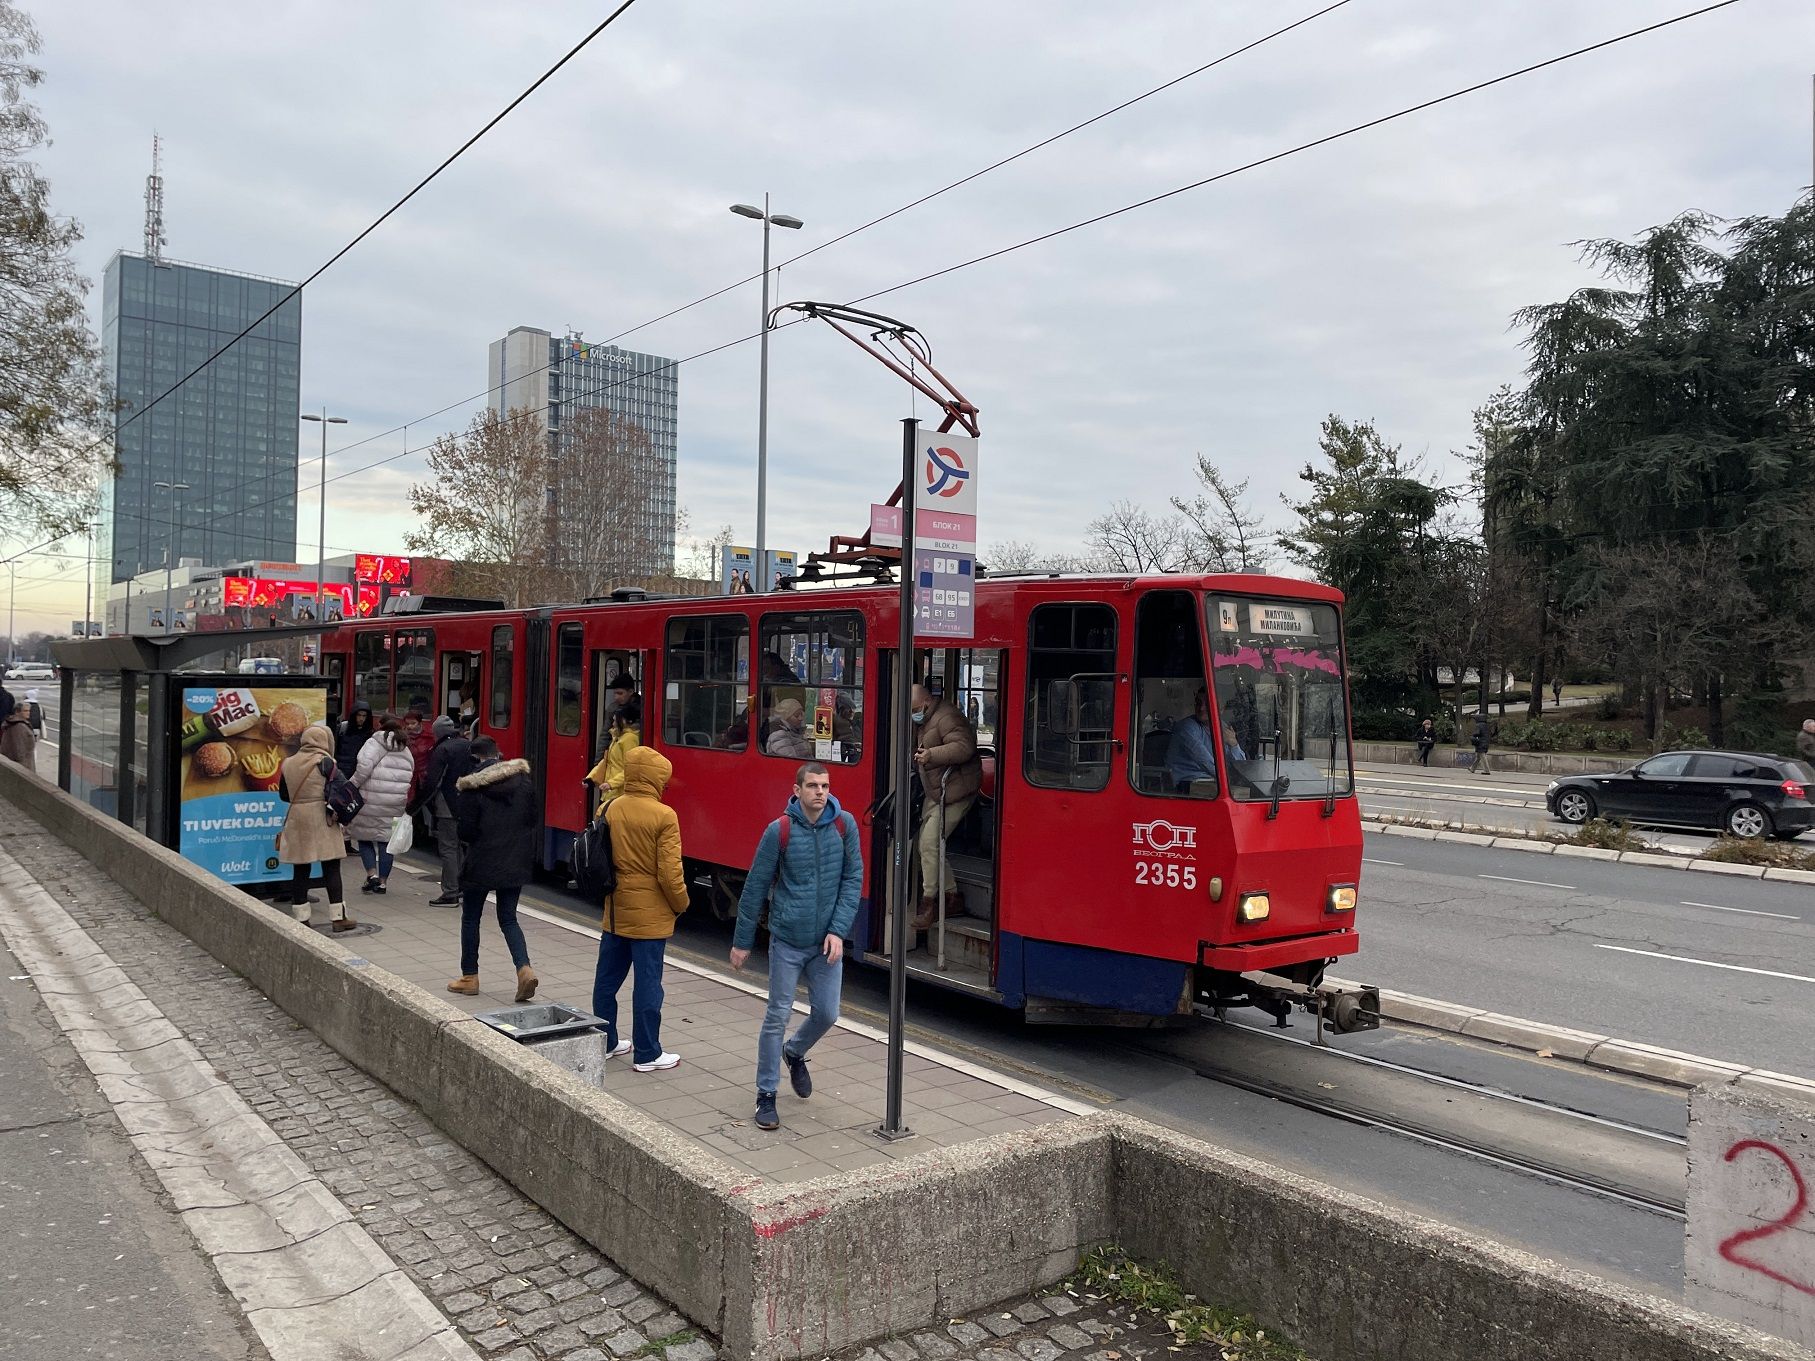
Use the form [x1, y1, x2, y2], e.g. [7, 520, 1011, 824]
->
[925, 443, 970, 498]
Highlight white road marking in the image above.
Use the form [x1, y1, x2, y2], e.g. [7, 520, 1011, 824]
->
[1594, 944, 1815, 984]
[1680, 900, 1800, 921]
[1479, 874, 1576, 890]
[1362, 857, 1403, 867]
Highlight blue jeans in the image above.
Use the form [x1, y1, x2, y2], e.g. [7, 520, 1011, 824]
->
[459, 886, 529, 975]
[757, 938, 842, 1095]
[593, 934, 667, 1064]
[356, 841, 393, 879]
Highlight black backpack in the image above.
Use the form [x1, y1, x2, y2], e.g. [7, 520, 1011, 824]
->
[572, 814, 618, 900]
[317, 756, 366, 826]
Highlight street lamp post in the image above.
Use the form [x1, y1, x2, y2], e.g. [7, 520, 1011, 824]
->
[153, 479, 190, 635]
[301, 409, 349, 618]
[730, 197, 803, 591]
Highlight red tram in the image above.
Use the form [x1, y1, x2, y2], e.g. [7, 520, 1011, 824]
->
[319, 573, 1369, 1025]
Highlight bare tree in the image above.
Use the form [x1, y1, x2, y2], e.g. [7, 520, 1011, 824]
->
[1171, 455, 1272, 572]
[1085, 500, 1185, 573]
[405, 409, 556, 608]
[548, 406, 670, 597]
[0, 1, 112, 541]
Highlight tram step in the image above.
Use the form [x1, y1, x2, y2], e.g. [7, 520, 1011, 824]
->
[913, 915, 991, 972]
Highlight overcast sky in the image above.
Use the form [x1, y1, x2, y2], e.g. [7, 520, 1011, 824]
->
[6, 0, 1812, 632]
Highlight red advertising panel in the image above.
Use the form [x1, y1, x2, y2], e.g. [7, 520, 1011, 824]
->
[354, 554, 412, 586]
[221, 577, 354, 621]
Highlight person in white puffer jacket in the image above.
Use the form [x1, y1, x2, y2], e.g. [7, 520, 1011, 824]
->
[348, 713, 416, 894]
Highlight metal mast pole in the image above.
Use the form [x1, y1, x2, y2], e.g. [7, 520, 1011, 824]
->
[316, 409, 328, 615]
[755, 193, 772, 591]
[878, 417, 918, 1140]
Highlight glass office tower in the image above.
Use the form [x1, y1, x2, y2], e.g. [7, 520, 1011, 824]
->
[99, 252, 302, 585]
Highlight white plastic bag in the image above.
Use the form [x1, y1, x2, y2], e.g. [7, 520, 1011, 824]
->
[386, 815, 414, 856]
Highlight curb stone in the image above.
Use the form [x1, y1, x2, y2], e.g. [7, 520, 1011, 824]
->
[1370, 818, 1811, 880]
[1332, 977, 1815, 1094]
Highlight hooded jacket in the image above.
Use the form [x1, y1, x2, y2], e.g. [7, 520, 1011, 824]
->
[585, 726, 641, 815]
[454, 757, 538, 891]
[916, 699, 982, 805]
[277, 726, 344, 865]
[336, 702, 373, 775]
[733, 791, 863, 951]
[601, 746, 689, 939]
[346, 731, 415, 842]
[0, 710, 36, 770]
[410, 725, 473, 817]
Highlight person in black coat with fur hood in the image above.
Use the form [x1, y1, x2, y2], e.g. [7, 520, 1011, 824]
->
[446, 737, 539, 1004]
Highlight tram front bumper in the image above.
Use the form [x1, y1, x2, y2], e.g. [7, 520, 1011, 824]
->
[1196, 930, 1358, 972]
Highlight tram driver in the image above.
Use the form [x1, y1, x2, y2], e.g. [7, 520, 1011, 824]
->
[1165, 687, 1219, 794]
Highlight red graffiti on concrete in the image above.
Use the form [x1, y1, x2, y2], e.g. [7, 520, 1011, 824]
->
[1719, 1139, 1815, 1298]
[752, 1205, 829, 1239]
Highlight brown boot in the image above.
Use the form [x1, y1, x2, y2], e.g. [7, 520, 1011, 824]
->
[329, 902, 357, 933]
[912, 898, 937, 931]
[943, 888, 965, 920]
[514, 965, 539, 1004]
[446, 975, 479, 996]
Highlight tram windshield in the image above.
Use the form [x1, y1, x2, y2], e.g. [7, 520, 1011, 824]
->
[1205, 597, 1352, 802]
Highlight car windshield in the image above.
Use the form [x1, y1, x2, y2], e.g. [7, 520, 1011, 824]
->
[1205, 596, 1353, 802]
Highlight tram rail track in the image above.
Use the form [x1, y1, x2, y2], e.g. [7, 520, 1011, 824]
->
[1128, 1018, 1688, 1220]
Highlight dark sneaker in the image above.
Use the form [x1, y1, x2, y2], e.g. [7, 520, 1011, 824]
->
[754, 1091, 780, 1131]
[428, 894, 460, 907]
[784, 1050, 812, 1099]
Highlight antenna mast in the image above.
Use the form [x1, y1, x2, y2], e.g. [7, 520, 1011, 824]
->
[144, 134, 166, 264]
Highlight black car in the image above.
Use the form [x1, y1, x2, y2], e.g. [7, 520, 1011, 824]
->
[1547, 750, 1814, 840]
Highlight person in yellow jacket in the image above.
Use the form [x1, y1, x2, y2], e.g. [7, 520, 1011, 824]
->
[584, 698, 641, 816]
[592, 744, 688, 1071]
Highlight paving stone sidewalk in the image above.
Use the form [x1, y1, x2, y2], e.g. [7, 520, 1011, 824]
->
[1, 798, 713, 1361]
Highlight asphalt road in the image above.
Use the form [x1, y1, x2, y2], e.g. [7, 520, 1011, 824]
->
[0, 939, 265, 1360]
[1355, 760, 1710, 854]
[1356, 832, 1814, 1074]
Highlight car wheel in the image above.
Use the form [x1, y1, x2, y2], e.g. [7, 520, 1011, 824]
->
[1556, 789, 1595, 825]
[1724, 803, 1771, 840]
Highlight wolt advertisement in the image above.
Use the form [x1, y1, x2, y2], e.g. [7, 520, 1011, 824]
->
[177, 685, 329, 885]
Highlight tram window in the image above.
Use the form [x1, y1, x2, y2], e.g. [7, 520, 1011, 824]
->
[1023, 603, 1117, 791]
[490, 626, 513, 727]
[1131, 591, 1216, 799]
[394, 630, 436, 715]
[663, 615, 749, 751]
[354, 631, 392, 712]
[757, 612, 864, 763]
[555, 622, 584, 736]
[953, 650, 1001, 746]
[1207, 597, 1352, 801]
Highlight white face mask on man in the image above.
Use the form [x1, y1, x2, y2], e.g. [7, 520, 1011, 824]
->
[910, 710, 927, 725]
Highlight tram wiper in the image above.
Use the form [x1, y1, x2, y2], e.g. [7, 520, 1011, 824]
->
[1267, 729, 1287, 820]
[1322, 730, 1338, 818]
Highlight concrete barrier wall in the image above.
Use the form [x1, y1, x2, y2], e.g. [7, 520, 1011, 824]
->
[1355, 740, 1636, 775]
[5, 757, 1808, 1361]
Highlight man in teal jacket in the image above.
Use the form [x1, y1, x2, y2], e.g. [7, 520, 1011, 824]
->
[730, 761, 864, 1132]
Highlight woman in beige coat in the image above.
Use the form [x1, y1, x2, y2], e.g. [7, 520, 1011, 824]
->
[278, 725, 355, 931]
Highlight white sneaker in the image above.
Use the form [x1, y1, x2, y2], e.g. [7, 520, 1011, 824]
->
[633, 1052, 680, 1073]
[605, 1039, 631, 1058]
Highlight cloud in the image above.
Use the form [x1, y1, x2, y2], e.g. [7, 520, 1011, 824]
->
[7, 0, 1811, 633]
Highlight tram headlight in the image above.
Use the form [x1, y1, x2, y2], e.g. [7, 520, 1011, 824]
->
[1327, 884, 1358, 914]
[1236, 892, 1271, 923]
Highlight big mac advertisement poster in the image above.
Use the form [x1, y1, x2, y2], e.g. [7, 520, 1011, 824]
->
[177, 685, 328, 885]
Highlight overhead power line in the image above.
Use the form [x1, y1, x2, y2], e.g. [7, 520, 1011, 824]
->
[846, 0, 1747, 308]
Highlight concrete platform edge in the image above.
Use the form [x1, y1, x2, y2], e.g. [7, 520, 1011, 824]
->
[5, 760, 1807, 1361]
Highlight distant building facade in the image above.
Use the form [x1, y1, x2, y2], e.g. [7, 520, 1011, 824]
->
[487, 326, 678, 577]
[98, 252, 302, 589]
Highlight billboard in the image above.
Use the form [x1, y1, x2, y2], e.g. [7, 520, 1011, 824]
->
[176, 684, 329, 885]
[354, 554, 412, 586]
[221, 577, 377, 621]
[719, 545, 797, 593]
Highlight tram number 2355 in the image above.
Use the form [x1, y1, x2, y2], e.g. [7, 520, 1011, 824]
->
[1135, 862, 1197, 890]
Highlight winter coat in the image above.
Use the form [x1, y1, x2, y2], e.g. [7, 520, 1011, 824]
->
[406, 725, 436, 794]
[409, 731, 472, 817]
[454, 757, 539, 891]
[733, 792, 863, 951]
[585, 727, 641, 815]
[1416, 725, 1436, 750]
[916, 699, 982, 805]
[765, 722, 813, 760]
[1471, 723, 1491, 753]
[336, 704, 373, 775]
[0, 711, 36, 771]
[346, 732, 415, 843]
[601, 747, 689, 939]
[277, 727, 345, 866]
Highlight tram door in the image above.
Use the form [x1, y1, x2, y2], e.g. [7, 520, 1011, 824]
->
[873, 647, 1005, 987]
[580, 649, 643, 820]
[439, 650, 483, 725]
